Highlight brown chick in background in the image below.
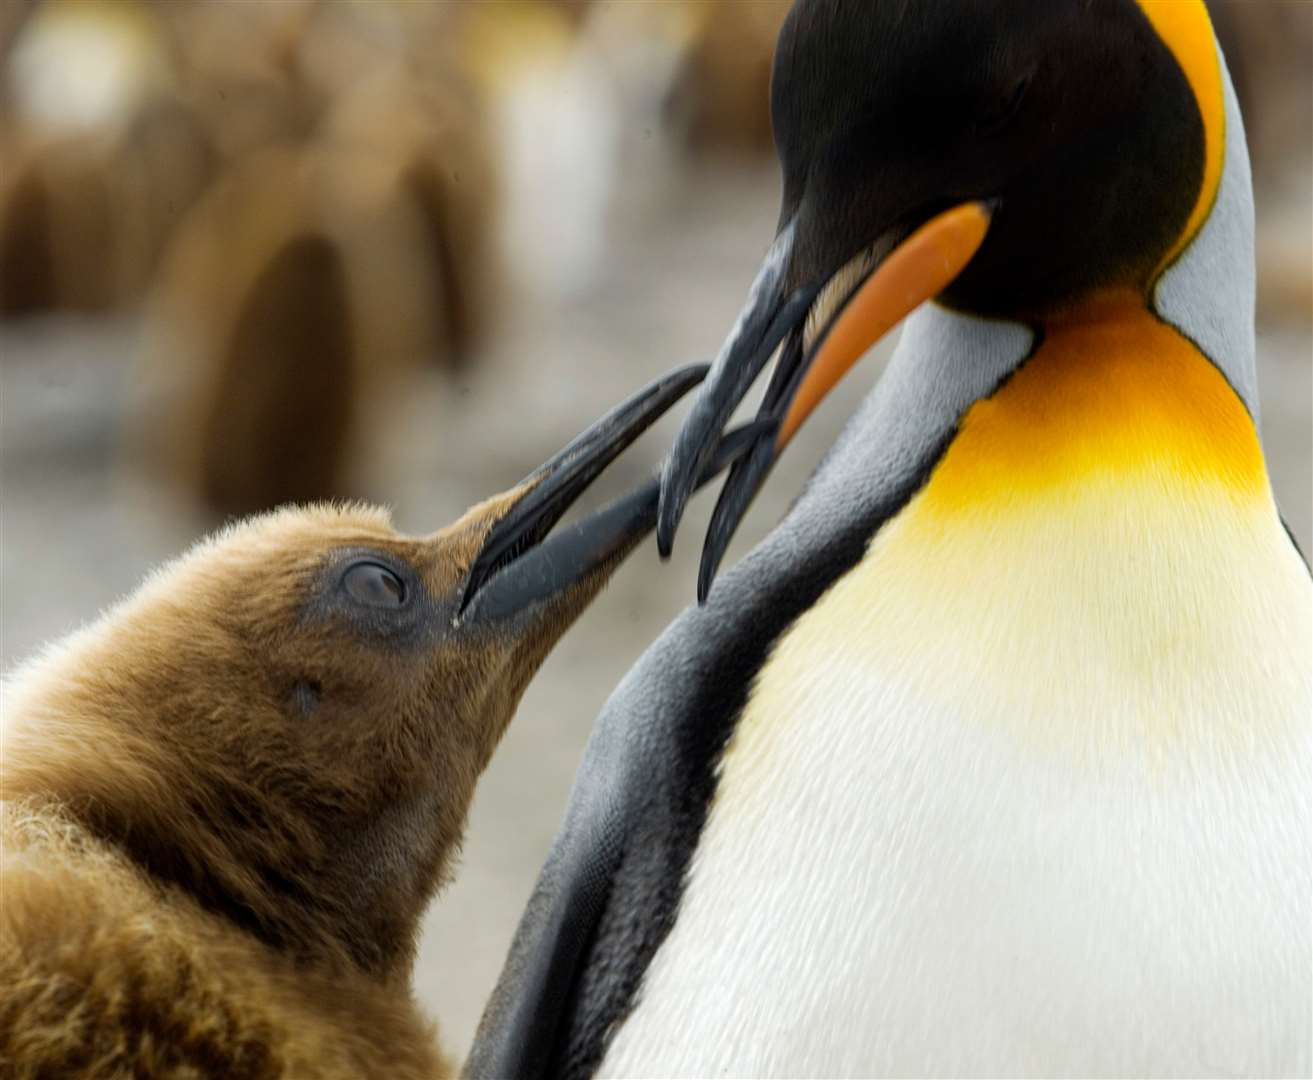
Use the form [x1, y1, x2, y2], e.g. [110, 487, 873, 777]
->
[0, 0, 219, 316]
[0, 93, 217, 317]
[663, 0, 791, 158]
[2, 0, 501, 521]
[131, 5, 499, 520]
[134, 82, 497, 521]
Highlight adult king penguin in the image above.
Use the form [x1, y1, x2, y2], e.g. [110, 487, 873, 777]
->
[470, 1, 1311, 1076]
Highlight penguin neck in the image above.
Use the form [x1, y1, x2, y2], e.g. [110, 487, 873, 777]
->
[1043, 287, 1161, 329]
[923, 288, 1268, 514]
[778, 288, 1300, 761]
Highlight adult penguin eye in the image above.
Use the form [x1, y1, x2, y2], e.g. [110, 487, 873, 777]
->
[975, 71, 1033, 136]
[343, 561, 407, 608]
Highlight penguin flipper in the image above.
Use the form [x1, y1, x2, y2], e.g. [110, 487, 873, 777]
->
[464, 698, 638, 1079]
[466, 581, 726, 1078]
[1279, 512, 1310, 572]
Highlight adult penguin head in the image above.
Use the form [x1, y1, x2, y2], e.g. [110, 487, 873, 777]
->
[655, 0, 1231, 597]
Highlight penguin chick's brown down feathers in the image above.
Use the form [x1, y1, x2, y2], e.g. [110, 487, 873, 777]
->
[0, 365, 718, 1078]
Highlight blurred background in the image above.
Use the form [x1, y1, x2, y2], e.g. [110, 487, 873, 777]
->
[1, 0, 1308, 1059]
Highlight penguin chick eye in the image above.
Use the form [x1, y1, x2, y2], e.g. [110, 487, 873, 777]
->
[291, 678, 322, 715]
[342, 561, 407, 608]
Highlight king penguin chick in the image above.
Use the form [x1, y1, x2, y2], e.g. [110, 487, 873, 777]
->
[470, 2, 1310, 1077]
[0, 365, 740, 1078]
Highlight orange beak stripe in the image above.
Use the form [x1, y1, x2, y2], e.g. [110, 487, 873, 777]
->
[777, 201, 993, 449]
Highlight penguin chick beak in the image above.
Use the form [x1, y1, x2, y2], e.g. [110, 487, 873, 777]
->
[657, 201, 994, 602]
[459, 364, 764, 624]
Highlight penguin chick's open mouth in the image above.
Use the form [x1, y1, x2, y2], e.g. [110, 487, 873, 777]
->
[656, 201, 995, 602]
[459, 364, 767, 623]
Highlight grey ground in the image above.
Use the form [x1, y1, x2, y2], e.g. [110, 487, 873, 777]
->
[1, 160, 1309, 1059]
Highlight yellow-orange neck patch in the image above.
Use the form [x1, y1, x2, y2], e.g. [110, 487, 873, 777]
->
[1135, 0, 1225, 277]
[921, 293, 1265, 513]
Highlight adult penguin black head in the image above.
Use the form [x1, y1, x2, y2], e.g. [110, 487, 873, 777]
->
[657, 0, 1227, 598]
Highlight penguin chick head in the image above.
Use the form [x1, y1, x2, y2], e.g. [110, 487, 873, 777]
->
[1, 365, 716, 983]
[0, 502, 572, 981]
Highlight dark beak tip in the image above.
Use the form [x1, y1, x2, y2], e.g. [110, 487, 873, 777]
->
[463, 363, 717, 621]
[655, 500, 675, 559]
[655, 459, 689, 559]
[695, 565, 715, 606]
[654, 509, 676, 561]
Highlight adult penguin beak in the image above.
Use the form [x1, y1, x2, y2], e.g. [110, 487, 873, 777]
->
[459, 363, 764, 623]
[655, 201, 995, 602]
